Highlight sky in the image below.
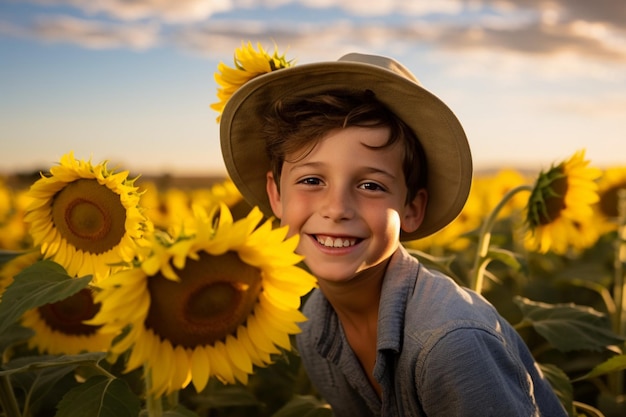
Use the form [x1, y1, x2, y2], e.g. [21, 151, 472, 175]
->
[1, 0, 625, 178]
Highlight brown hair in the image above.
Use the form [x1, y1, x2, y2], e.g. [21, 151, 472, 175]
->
[262, 89, 427, 204]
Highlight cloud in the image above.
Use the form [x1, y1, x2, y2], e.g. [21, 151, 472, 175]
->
[173, 17, 626, 65]
[0, 15, 160, 49]
[7, 0, 626, 67]
[296, 0, 463, 16]
[32, 0, 233, 23]
[35, 0, 466, 21]
[495, 0, 626, 29]
[433, 21, 626, 63]
[547, 91, 626, 118]
[24, 0, 626, 30]
[170, 20, 383, 60]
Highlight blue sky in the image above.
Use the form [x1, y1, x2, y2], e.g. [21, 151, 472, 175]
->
[1, 0, 625, 177]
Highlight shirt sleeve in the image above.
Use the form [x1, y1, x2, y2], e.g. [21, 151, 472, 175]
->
[416, 326, 543, 417]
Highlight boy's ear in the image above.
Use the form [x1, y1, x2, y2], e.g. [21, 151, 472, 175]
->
[266, 171, 283, 219]
[401, 189, 428, 234]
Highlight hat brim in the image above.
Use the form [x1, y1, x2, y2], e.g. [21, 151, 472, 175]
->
[220, 60, 472, 241]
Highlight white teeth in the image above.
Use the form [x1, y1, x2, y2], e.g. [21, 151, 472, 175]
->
[317, 236, 356, 248]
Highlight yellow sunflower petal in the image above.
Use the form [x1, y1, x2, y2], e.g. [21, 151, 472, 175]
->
[208, 342, 235, 384]
[191, 346, 211, 392]
[254, 305, 292, 350]
[246, 314, 281, 355]
[225, 334, 253, 374]
[150, 338, 176, 396]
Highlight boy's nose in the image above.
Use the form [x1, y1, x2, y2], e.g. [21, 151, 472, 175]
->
[319, 188, 354, 221]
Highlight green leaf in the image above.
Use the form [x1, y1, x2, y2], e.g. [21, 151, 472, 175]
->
[0, 260, 92, 334]
[405, 248, 457, 270]
[404, 248, 464, 285]
[10, 362, 80, 416]
[2, 352, 108, 414]
[486, 247, 523, 271]
[539, 363, 574, 416]
[56, 375, 140, 417]
[514, 296, 624, 352]
[573, 400, 609, 417]
[270, 395, 333, 417]
[573, 354, 626, 381]
[0, 322, 34, 356]
[0, 352, 106, 377]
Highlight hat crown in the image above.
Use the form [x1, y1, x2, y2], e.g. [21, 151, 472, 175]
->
[338, 53, 421, 85]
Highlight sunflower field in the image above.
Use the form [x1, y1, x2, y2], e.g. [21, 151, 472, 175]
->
[0, 148, 625, 417]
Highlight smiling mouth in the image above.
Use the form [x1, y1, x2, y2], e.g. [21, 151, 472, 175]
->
[314, 235, 359, 248]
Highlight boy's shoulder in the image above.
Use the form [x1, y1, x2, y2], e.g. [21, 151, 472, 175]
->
[380, 247, 506, 339]
[299, 247, 505, 341]
[409, 263, 500, 324]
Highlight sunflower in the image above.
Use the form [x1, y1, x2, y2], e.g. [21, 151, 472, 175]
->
[211, 41, 294, 122]
[23, 152, 151, 282]
[594, 166, 626, 234]
[524, 150, 601, 254]
[89, 204, 316, 396]
[21, 287, 114, 355]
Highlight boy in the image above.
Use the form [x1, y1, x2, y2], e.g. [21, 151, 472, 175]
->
[219, 52, 567, 416]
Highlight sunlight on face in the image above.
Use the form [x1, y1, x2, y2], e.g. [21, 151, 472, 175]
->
[267, 126, 422, 284]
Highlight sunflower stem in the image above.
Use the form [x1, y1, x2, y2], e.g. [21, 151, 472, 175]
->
[609, 188, 626, 397]
[164, 390, 179, 410]
[613, 189, 626, 335]
[470, 185, 533, 294]
[0, 375, 22, 417]
[144, 367, 163, 417]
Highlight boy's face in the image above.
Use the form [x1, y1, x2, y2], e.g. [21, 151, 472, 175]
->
[266, 126, 426, 284]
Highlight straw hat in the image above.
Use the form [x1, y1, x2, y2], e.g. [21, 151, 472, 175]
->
[220, 52, 472, 240]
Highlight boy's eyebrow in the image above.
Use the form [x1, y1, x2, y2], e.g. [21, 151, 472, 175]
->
[360, 167, 399, 181]
[284, 161, 323, 175]
[287, 161, 399, 180]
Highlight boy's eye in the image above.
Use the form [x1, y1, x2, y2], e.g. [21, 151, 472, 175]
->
[359, 182, 386, 191]
[299, 177, 322, 186]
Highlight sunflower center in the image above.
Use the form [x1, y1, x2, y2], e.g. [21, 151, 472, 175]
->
[68, 199, 109, 239]
[538, 176, 568, 225]
[39, 289, 101, 336]
[187, 282, 244, 322]
[51, 179, 127, 254]
[145, 251, 263, 348]
[599, 184, 626, 218]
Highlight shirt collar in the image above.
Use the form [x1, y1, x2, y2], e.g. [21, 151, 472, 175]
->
[314, 245, 420, 359]
[376, 245, 419, 352]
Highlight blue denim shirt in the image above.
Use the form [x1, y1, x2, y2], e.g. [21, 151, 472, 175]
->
[296, 246, 567, 417]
